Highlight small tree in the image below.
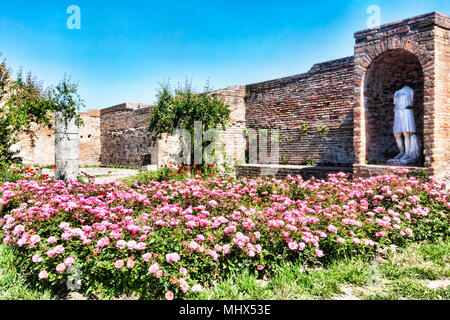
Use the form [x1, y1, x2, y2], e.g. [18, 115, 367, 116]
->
[0, 56, 83, 164]
[148, 81, 231, 169]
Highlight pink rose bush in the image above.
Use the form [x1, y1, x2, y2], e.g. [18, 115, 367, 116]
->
[0, 171, 448, 299]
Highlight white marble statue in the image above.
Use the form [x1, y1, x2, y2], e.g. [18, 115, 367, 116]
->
[389, 85, 420, 164]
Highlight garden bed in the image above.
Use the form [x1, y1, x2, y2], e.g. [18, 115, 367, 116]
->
[0, 170, 448, 299]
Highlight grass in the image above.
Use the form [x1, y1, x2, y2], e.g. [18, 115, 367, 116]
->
[0, 241, 448, 300]
[186, 241, 449, 300]
[121, 168, 184, 187]
[0, 244, 55, 300]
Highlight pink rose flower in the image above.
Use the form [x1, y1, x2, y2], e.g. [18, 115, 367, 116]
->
[116, 240, 126, 249]
[32, 254, 43, 263]
[56, 263, 66, 273]
[114, 260, 124, 269]
[142, 253, 152, 261]
[127, 259, 135, 269]
[191, 284, 203, 292]
[165, 291, 174, 300]
[64, 257, 75, 266]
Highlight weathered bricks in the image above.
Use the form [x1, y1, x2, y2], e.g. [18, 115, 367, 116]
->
[245, 57, 355, 166]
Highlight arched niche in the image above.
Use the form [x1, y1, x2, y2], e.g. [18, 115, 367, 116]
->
[363, 49, 424, 165]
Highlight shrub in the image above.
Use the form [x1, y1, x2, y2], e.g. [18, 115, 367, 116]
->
[0, 161, 24, 183]
[0, 170, 448, 299]
[123, 163, 219, 187]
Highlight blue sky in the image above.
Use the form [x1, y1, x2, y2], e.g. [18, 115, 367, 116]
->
[1, 0, 449, 110]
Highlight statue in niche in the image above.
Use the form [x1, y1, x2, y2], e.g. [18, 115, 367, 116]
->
[388, 85, 420, 165]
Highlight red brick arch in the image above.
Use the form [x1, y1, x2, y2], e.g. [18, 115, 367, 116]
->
[362, 48, 425, 165]
[353, 34, 436, 170]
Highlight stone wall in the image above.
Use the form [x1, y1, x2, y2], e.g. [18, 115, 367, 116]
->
[245, 57, 355, 166]
[16, 125, 55, 166]
[100, 103, 156, 167]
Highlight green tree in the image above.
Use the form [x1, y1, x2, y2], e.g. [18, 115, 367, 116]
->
[148, 81, 231, 168]
[0, 57, 84, 163]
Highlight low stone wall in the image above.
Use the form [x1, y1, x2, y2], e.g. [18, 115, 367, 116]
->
[353, 164, 430, 178]
[236, 164, 353, 180]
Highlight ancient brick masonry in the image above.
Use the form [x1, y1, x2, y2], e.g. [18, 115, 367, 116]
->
[99, 86, 247, 169]
[100, 103, 156, 167]
[210, 85, 247, 167]
[434, 14, 450, 183]
[352, 12, 450, 181]
[245, 57, 355, 166]
[16, 110, 100, 167]
[15, 12, 450, 184]
[79, 110, 101, 166]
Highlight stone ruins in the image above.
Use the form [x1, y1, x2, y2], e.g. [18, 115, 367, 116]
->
[17, 12, 450, 182]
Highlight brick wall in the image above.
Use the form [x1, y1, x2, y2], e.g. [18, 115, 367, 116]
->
[245, 57, 355, 166]
[100, 103, 157, 167]
[211, 85, 247, 167]
[79, 110, 101, 166]
[434, 16, 450, 183]
[236, 164, 352, 180]
[16, 110, 101, 167]
[353, 11, 450, 180]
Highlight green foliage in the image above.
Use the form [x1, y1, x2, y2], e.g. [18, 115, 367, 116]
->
[122, 168, 182, 186]
[50, 75, 84, 127]
[301, 122, 308, 133]
[0, 161, 24, 183]
[301, 157, 316, 166]
[317, 125, 329, 135]
[122, 164, 220, 187]
[148, 81, 231, 169]
[0, 57, 84, 164]
[0, 244, 55, 300]
[271, 133, 282, 143]
[410, 169, 428, 180]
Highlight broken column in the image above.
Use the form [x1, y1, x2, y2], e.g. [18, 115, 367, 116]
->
[55, 112, 79, 180]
